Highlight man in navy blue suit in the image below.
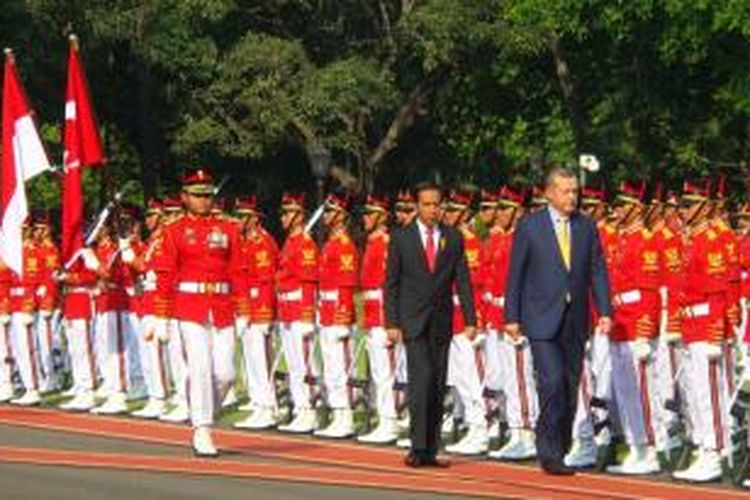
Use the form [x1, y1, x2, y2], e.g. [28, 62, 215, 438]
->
[504, 167, 612, 475]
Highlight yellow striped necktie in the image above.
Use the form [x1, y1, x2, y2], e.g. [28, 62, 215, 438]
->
[557, 218, 571, 269]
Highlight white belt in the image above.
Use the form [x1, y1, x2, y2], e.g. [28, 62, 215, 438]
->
[177, 281, 230, 294]
[683, 302, 709, 318]
[125, 287, 136, 296]
[250, 287, 260, 299]
[67, 286, 90, 294]
[279, 289, 302, 301]
[362, 289, 383, 301]
[614, 289, 642, 306]
[142, 282, 156, 292]
[319, 290, 339, 301]
[9, 287, 26, 297]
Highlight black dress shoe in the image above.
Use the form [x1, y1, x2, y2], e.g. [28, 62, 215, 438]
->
[404, 452, 426, 467]
[541, 460, 575, 476]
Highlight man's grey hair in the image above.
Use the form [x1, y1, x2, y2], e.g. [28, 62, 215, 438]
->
[544, 166, 577, 188]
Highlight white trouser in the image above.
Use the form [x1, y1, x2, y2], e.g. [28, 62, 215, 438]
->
[139, 315, 168, 400]
[497, 336, 538, 429]
[35, 313, 55, 390]
[279, 321, 314, 411]
[240, 323, 277, 408]
[179, 320, 235, 428]
[10, 313, 39, 392]
[98, 311, 131, 394]
[65, 318, 96, 392]
[447, 333, 486, 427]
[653, 337, 683, 448]
[366, 327, 397, 419]
[94, 313, 107, 386]
[685, 342, 730, 452]
[610, 341, 659, 447]
[571, 333, 613, 441]
[167, 318, 188, 401]
[319, 325, 352, 409]
[0, 320, 13, 393]
[125, 312, 144, 389]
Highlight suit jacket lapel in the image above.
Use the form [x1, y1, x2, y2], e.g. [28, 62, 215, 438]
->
[542, 209, 569, 273]
[409, 222, 430, 273]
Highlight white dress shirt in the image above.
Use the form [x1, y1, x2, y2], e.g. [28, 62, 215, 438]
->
[416, 218, 441, 253]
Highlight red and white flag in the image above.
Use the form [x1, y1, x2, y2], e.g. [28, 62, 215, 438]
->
[61, 35, 104, 263]
[1, 49, 51, 276]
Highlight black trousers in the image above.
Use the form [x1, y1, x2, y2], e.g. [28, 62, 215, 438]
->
[405, 328, 451, 457]
[529, 307, 586, 464]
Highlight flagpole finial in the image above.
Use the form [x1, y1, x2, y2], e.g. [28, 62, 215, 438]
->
[68, 33, 79, 50]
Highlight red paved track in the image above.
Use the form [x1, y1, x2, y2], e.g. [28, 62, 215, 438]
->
[0, 405, 747, 499]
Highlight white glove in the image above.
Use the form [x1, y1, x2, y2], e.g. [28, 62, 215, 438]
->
[632, 338, 652, 361]
[505, 333, 527, 347]
[39, 310, 52, 319]
[81, 248, 100, 271]
[19, 313, 34, 326]
[235, 316, 249, 337]
[118, 238, 132, 251]
[154, 318, 170, 342]
[141, 316, 155, 341]
[0, 314, 9, 325]
[472, 332, 487, 348]
[36, 285, 47, 298]
[293, 321, 315, 338]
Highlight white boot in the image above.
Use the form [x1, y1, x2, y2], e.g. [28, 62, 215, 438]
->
[396, 437, 412, 448]
[160, 398, 189, 423]
[10, 389, 41, 406]
[192, 426, 218, 457]
[357, 417, 399, 444]
[278, 408, 318, 434]
[234, 406, 277, 430]
[221, 387, 238, 408]
[608, 445, 660, 475]
[672, 448, 722, 482]
[91, 391, 127, 415]
[131, 398, 166, 419]
[564, 438, 598, 468]
[397, 412, 410, 432]
[0, 386, 15, 403]
[60, 391, 95, 411]
[446, 424, 489, 455]
[488, 428, 536, 460]
[315, 408, 355, 438]
[440, 413, 456, 436]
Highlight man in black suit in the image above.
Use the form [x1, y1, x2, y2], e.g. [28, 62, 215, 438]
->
[385, 182, 476, 468]
[504, 167, 612, 475]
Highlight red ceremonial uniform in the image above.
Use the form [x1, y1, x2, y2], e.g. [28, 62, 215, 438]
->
[713, 220, 741, 338]
[319, 229, 358, 327]
[0, 260, 11, 316]
[36, 239, 59, 312]
[654, 225, 683, 334]
[679, 224, 730, 344]
[9, 242, 41, 314]
[243, 226, 279, 324]
[480, 227, 505, 330]
[94, 239, 130, 312]
[609, 226, 661, 341]
[276, 231, 318, 324]
[452, 226, 483, 334]
[137, 230, 166, 317]
[360, 228, 389, 329]
[154, 213, 249, 328]
[740, 231, 750, 343]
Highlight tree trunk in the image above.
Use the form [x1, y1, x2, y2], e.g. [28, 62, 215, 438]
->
[548, 31, 587, 151]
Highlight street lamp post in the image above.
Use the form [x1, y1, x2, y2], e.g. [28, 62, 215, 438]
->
[306, 142, 331, 245]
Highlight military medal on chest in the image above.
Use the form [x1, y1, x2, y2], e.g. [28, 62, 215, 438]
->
[208, 226, 228, 249]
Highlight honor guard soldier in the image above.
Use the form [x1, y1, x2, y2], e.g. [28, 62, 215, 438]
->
[151, 167, 250, 457]
[605, 181, 662, 475]
[276, 193, 320, 434]
[566, 185, 614, 468]
[441, 190, 489, 455]
[158, 196, 190, 423]
[129, 199, 170, 419]
[8, 222, 42, 406]
[394, 190, 417, 227]
[672, 181, 731, 482]
[314, 193, 359, 439]
[488, 186, 539, 461]
[233, 195, 281, 430]
[33, 211, 61, 393]
[357, 194, 400, 444]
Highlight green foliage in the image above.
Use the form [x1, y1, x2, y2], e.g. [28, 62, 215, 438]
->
[4, 0, 750, 211]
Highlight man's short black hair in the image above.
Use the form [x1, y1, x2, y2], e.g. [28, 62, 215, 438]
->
[412, 181, 442, 199]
